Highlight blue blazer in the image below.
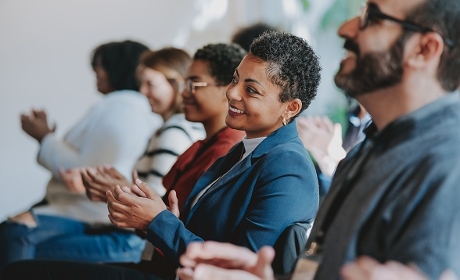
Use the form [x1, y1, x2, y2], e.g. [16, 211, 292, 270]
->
[147, 120, 319, 262]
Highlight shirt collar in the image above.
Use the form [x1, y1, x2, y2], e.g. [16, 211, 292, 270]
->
[241, 136, 266, 159]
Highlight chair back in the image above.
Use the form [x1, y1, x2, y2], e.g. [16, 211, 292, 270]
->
[272, 222, 310, 275]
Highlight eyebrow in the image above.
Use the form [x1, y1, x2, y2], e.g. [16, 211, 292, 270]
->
[187, 75, 201, 81]
[235, 68, 265, 89]
[368, 2, 380, 11]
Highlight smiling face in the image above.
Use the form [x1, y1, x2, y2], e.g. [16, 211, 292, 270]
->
[225, 54, 297, 139]
[182, 59, 228, 127]
[139, 67, 176, 118]
[334, 0, 420, 96]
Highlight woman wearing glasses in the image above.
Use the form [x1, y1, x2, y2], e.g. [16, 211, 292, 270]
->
[81, 48, 206, 199]
[132, 48, 206, 196]
[161, 43, 247, 214]
[116, 44, 247, 276]
[105, 32, 321, 277]
[74, 47, 205, 264]
[2, 33, 321, 279]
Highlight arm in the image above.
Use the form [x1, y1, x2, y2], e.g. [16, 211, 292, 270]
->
[107, 179, 201, 260]
[81, 166, 133, 202]
[379, 155, 460, 278]
[235, 149, 319, 251]
[152, 147, 319, 261]
[154, 144, 318, 262]
[20, 109, 55, 143]
[59, 167, 86, 194]
[110, 145, 318, 262]
[38, 98, 154, 179]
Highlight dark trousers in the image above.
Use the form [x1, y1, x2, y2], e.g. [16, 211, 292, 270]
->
[1, 260, 163, 280]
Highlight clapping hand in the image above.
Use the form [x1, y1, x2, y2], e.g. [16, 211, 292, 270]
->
[107, 179, 180, 231]
[20, 109, 55, 142]
[178, 241, 275, 280]
[297, 116, 346, 177]
[81, 166, 134, 203]
[341, 256, 458, 280]
[59, 168, 86, 194]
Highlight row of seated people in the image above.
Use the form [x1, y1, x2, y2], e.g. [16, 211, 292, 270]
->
[3, 0, 460, 277]
[167, 0, 460, 278]
[0, 31, 321, 279]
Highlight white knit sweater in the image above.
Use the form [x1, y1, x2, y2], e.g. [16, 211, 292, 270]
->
[34, 90, 162, 224]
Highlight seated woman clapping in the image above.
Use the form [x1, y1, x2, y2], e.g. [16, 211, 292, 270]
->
[66, 47, 205, 263]
[1, 31, 321, 280]
[0, 40, 160, 269]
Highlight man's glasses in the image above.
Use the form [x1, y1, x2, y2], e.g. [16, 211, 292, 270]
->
[359, 3, 454, 48]
[185, 79, 225, 94]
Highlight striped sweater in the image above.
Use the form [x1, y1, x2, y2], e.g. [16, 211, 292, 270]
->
[134, 113, 205, 196]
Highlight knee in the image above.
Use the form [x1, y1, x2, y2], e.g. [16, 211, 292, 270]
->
[0, 220, 32, 242]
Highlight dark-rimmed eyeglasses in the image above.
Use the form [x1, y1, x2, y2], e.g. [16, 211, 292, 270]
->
[359, 3, 454, 48]
[185, 79, 225, 94]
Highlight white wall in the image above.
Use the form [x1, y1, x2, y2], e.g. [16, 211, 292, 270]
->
[0, 0, 344, 221]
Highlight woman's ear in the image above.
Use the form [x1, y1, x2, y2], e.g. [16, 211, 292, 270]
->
[285, 98, 302, 120]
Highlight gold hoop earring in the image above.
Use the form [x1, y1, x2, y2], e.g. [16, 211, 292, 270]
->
[282, 116, 287, 126]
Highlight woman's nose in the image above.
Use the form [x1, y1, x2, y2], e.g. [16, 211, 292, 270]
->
[139, 83, 149, 97]
[226, 84, 241, 101]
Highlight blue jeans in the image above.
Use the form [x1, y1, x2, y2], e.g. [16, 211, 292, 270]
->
[0, 214, 145, 270]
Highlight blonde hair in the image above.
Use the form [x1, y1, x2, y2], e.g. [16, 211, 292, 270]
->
[138, 47, 191, 119]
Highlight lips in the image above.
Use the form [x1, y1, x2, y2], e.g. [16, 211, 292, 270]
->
[229, 105, 245, 114]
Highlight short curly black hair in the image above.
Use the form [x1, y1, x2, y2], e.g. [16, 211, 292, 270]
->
[193, 43, 246, 85]
[250, 31, 321, 117]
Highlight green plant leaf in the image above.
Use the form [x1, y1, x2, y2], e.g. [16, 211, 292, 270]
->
[319, 0, 363, 30]
[300, 0, 310, 11]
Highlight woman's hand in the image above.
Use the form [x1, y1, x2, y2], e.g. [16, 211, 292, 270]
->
[168, 190, 180, 218]
[59, 168, 86, 194]
[20, 109, 55, 142]
[107, 179, 167, 231]
[81, 166, 131, 203]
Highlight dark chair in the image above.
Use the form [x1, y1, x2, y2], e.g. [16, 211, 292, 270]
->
[272, 222, 310, 275]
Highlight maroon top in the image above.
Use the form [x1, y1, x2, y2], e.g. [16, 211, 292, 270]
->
[162, 127, 245, 214]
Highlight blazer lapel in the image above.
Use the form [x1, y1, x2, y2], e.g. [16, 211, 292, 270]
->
[182, 142, 244, 220]
[186, 155, 252, 222]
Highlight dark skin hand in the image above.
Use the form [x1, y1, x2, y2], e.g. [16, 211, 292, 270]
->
[107, 179, 179, 231]
[20, 109, 55, 142]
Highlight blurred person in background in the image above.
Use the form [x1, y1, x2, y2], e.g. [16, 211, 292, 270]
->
[0, 40, 161, 270]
